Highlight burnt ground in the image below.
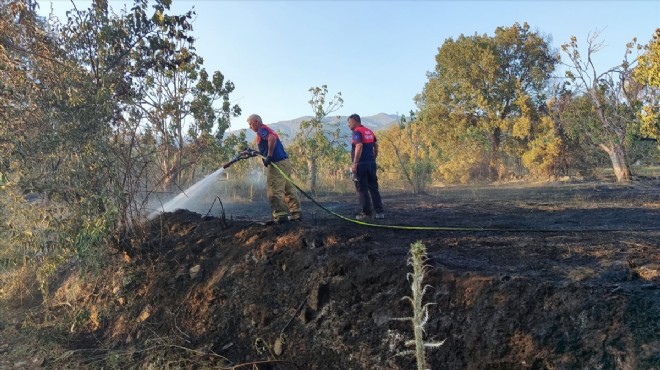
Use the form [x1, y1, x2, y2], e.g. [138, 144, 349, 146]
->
[3, 180, 660, 369]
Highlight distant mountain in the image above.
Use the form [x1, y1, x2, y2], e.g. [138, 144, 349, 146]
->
[228, 113, 400, 146]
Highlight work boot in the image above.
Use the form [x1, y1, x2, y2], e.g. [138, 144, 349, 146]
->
[289, 212, 302, 221]
[375, 213, 385, 219]
[355, 213, 371, 220]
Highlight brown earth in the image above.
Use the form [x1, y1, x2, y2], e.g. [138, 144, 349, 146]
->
[3, 180, 660, 369]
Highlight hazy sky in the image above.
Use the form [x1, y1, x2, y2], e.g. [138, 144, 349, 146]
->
[40, 1, 659, 130]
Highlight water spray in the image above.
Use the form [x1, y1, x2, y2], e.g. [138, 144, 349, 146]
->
[147, 148, 260, 220]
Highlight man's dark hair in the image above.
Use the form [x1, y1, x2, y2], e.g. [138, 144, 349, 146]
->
[348, 114, 361, 123]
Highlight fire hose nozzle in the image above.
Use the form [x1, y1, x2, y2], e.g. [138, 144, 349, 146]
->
[241, 148, 259, 158]
[221, 148, 259, 169]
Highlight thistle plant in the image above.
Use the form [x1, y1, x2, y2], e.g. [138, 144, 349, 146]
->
[393, 241, 445, 370]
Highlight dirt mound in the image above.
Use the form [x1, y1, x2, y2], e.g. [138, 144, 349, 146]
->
[49, 183, 660, 369]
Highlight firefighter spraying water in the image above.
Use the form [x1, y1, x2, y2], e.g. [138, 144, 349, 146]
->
[150, 113, 303, 224]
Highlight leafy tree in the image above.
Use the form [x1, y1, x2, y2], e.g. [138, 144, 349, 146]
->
[633, 28, 660, 143]
[561, 31, 643, 182]
[0, 0, 68, 188]
[419, 22, 557, 182]
[138, 39, 240, 189]
[543, 90, 610, 177]
[0, 0, 93, 296]
[53, 0, 240, 224]
[1, 0, 240, 233]
[291, 85, 344, 194]
[40, 0, 172, 226]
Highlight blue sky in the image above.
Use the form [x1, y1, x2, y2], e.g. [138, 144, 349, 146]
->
[40, 1, 659, 131]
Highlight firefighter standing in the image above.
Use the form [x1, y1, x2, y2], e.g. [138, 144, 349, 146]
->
[348, 114, 384, 220]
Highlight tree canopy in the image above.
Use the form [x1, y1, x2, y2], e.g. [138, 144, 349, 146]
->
[634, 28, 660, 143]
[417, 22, 558, 182]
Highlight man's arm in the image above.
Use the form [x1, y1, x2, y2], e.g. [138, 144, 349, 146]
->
[352, 142, 363, 173]
[267, 134, 277, 157]
[374, 141, 379, 159]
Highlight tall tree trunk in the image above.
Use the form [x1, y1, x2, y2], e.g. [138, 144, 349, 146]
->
[176, 115, 184, 186]
[588, 90, 632, 183]
[307, 156, 317, 194]
[410, 123, 424, 194]
[188, 161, 198, 186]
[550, 117, 571, 176]
[161, 145, 172, 191]
[489, 127, 502, 181]
[599, 142, 632, 182]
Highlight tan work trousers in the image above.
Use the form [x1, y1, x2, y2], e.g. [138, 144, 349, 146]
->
[266, 159, 301, 220]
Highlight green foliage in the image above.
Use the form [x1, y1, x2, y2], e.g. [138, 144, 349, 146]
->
[521, 116, 563, 178]
[418, 22, 557, 182]
[633, 29, 660, 143]
[435, 126, 491, 183]
[378, 113, 436, 191]
[0, 181, 73, 305]
[71, 207, 117, 272]
[543, 93, 610, 177]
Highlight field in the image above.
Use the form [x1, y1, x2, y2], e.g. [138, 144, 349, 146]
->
[1, 179, 659, 369]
